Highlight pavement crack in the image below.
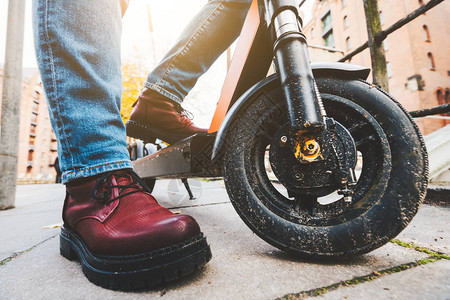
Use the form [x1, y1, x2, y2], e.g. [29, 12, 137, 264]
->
[0, 234, 58, 267]
[277, 239, 449, 299]
[168, 201, 231, 210]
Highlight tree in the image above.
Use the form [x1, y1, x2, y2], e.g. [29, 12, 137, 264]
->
[120, 59, 147, 124]
[363, 0, 388, 91]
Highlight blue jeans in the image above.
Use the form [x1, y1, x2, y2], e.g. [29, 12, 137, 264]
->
[33, 0, 251, 183]
[146, 0, 252, 104]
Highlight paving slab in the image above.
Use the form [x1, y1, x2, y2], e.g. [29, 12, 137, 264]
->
[0, 184, 64, 261]
[397, 204, 450, 255]
[316, 259, 450, 300]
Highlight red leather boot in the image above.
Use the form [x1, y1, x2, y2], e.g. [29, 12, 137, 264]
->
[60, 169, 211, 290]
[126, 88, 207, 144]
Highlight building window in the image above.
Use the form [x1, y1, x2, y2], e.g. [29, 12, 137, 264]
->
[30, 124, 37, 135]
[322, 11, 335, 48]
[427, 52, 436, 70]
[322, 12, 333, 32]
[343, 16, 349, 28]
[342, 0, 346, 8]
[29, 136, 36, 146]
[387, 62, 392, 78]
[379, 11, 384, 26]
[50, 141, 58, 152]
[323, 32, 335, 47]
[406, 74, 425, 91]
[346, 37, 351, 50]
[31, 112, 38, 124]
[32, 101, 39, 113]
[28, 150, 34, 161]
[383, 40, 389, 51]
[311, 28, 315, 38]
[438, 89, 450, 105]
[423, 25, 431, 42]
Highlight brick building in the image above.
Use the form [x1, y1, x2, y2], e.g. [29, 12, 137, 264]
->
[303, 0, 450, 134]
[0, 68, 57, 183]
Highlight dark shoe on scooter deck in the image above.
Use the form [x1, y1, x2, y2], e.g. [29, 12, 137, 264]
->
[126, 87, 207, 144]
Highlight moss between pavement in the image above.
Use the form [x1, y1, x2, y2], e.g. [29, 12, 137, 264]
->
[278, 239, 450, 299]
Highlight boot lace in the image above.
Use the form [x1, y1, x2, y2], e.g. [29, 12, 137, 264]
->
[91, 169, 152, 205]
[179, 108, 194, 120]
[176, 107, 195, 129]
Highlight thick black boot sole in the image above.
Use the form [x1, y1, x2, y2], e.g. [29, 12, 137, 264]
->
[126, 120, 190, 144]
[60, 226, 212, 290]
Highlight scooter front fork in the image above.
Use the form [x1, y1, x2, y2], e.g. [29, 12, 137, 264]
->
[263, 0, 355, 201]
[264, 0, 326, 135]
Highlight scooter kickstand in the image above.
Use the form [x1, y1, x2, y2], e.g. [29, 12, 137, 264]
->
[181, 178, 195, 200]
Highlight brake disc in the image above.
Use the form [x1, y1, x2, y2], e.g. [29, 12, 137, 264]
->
[269, 120, 357, 197]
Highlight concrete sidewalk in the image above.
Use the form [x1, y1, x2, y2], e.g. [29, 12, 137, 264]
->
[0, 180, 449, 299]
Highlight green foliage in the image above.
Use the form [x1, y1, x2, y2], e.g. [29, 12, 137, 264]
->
[121, 60, 147, 124]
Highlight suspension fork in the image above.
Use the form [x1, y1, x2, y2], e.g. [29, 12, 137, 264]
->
[262, 1, 356, 198]
[263, 0, 326, 134]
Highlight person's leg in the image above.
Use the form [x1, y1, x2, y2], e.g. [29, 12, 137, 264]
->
[126, 0, 252, 143]
[33, 0, 211, 289]
[146, 0, 252, 104]
[33, 0, 131, 183]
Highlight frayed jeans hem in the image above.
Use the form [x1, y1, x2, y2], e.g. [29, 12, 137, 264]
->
[62, 160, 133, 184]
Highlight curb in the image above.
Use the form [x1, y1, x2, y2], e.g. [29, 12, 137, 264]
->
[424, 185, 450, 206]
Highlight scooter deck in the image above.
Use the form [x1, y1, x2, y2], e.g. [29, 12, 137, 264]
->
[132, 133, 222, 180]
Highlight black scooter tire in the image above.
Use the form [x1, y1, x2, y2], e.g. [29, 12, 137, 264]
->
[223, 76, 428, 259]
